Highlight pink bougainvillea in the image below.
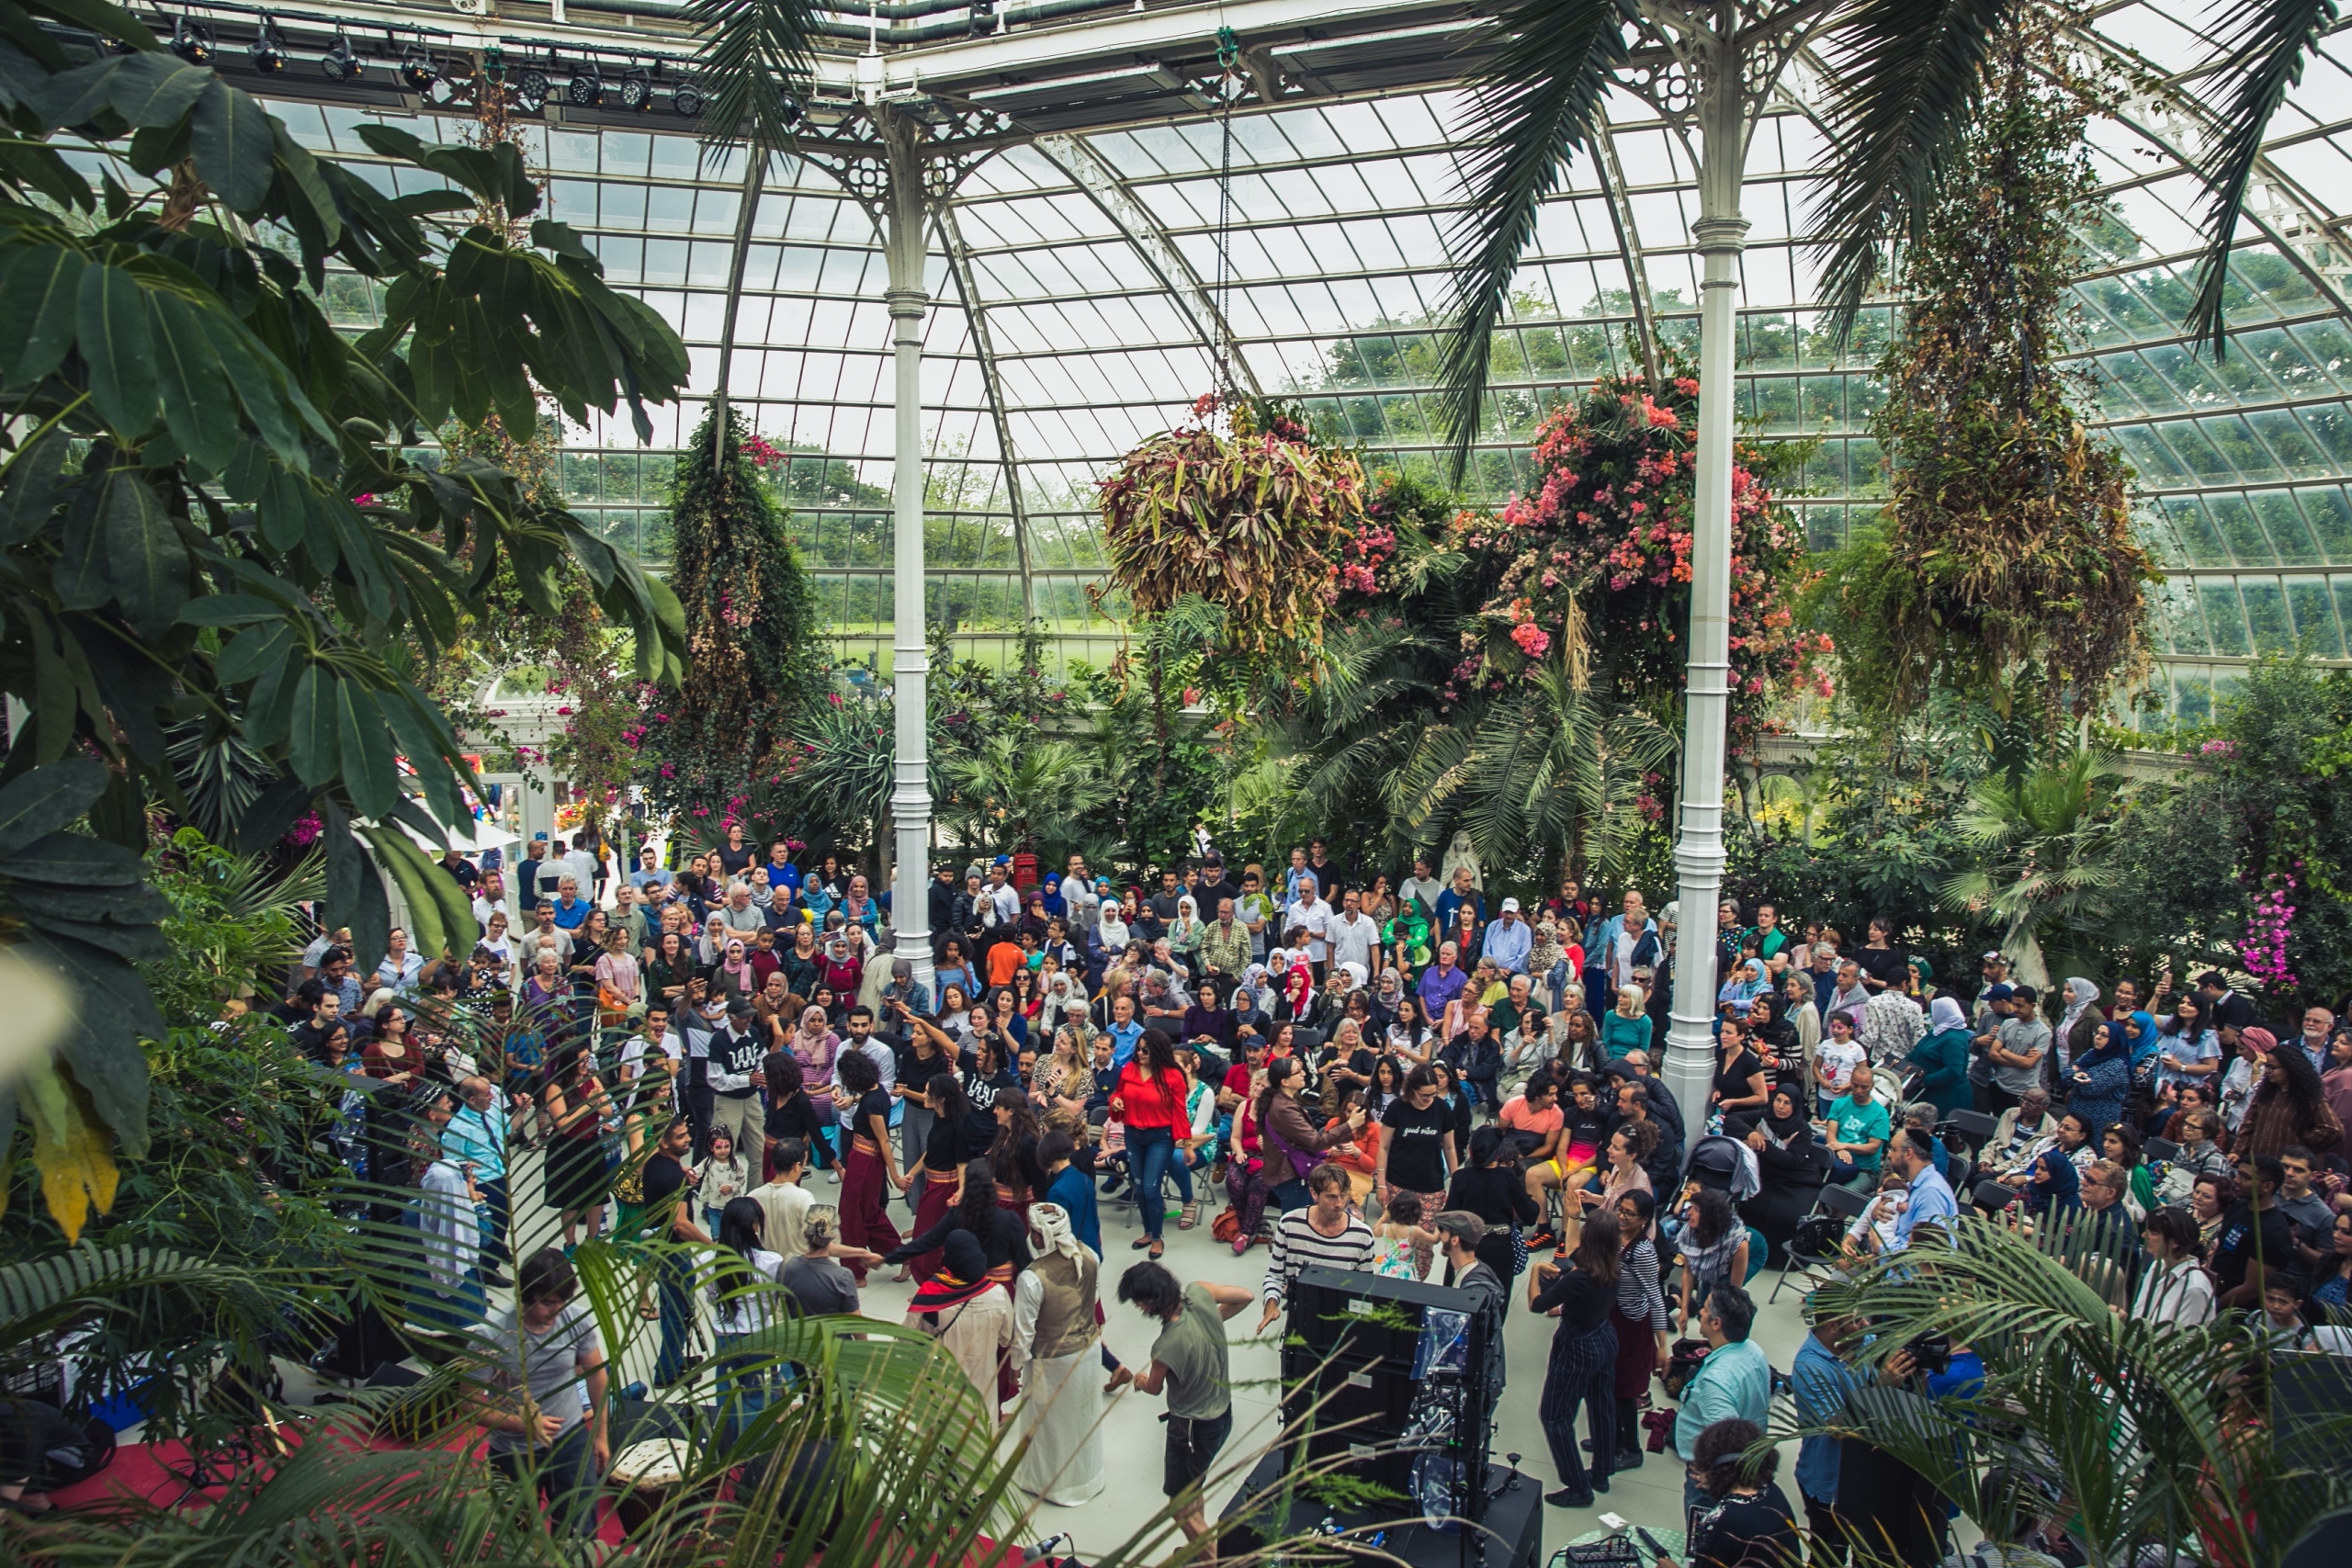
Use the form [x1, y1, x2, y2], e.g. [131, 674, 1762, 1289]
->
[2243, 874, 2299, 992]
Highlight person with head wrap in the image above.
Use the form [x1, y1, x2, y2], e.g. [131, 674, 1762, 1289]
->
[1909, 996, 1975, 1119]
[1008, 1202, 1105, 1504]
[2064, 1016, 2135, 1140]
[905, 1228, 1012, 1417]
[2053, 977, 2100, 1080]
[2021, 1145, 2081, 1222]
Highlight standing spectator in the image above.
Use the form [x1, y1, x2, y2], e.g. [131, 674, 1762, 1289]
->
[1255, 1163, 1375, 1330]
[1670, 1285, 1770, 1532]
[1528, 1210, 1625, 1508]
[1984, 985, 2051, 1114]
[460, 1248, 609, 1536]
[2233, 1032, 2344, 1163]
[1482, 897, 1532, 976]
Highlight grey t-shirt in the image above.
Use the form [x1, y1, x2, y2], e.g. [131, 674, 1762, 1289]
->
[1150, 1283, 1232, 1420]
[782, 1254, 861, 1316]
[1992, 1017, 2052, 1096]
[2278, 1190, 2334, 1250]
[465, 1300, 603, 1453]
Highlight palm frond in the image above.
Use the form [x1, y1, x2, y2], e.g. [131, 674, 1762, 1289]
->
[2186, 0, 2340, 352]
[1807, 0, 2011, 344]
[684, 0, 820, 154]
[1436, 0, 1627, 480]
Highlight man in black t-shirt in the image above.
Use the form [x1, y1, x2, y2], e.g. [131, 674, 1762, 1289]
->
[622, 1117, 710, 1388]
[2213, 1154, 2297, 1308]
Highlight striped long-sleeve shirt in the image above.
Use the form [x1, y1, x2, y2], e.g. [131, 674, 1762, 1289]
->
[1616, 1237, 1670, 1332]
[1261, 1210, 1374, 1303]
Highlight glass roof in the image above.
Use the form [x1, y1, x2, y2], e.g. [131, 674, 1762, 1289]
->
[271, 0, 2352, 722]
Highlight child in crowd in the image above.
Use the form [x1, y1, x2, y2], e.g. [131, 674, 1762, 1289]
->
[696, 1129, 751, 1235]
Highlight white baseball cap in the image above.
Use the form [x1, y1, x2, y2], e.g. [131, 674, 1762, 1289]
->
[1501, 897, 1521, 912]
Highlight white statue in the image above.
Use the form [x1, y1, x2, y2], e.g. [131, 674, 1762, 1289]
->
[1439, 829, 1483, 891]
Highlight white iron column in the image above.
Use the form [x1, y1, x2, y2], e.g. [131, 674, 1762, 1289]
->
[882, 115, 935, 999]
[1662, 41, 1752, 1132]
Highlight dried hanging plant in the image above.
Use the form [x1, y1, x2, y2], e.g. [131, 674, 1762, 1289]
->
[1096, 392, 1367, 655]
[1825, 26, 2157, 729]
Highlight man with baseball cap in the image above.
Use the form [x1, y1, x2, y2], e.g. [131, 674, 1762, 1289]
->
[1483, 897, 1532, 975]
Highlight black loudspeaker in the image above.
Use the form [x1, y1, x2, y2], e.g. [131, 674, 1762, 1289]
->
[1280, 1267, 1498, 1520]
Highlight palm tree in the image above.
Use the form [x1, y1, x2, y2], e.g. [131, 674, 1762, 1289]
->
[941, 732, 1112, 860]
[1794, 1223, 2352, 1568]
[1937, 748, 2128, 988]
[1438, 0, 2333, 457]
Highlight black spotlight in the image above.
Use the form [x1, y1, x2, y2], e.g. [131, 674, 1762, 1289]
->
[566, 64, 603, 107]
[616, 67, 652, 112]
[671, 82, 703, 117]
[169, 15, 214, 64]
[398, 47, 437, 94]
[249, 16, 287, 73]
[515, 64, 550, 109]
[321, 29, 361, 83]
[780, 91, 803, 128]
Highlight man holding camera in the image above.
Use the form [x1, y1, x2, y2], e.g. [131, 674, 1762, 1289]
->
[1671, 1285, 1769, 1532]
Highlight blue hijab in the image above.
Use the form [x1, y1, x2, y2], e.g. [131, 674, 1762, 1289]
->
[2120, 1010, 2160, 1066]
[2027, 1148, 2081, 1214]
[1039, 874, 1066, 919]
[2078, 1016, 2131, 1070]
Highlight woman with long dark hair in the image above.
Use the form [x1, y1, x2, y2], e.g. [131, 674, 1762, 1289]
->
[882, 1155, 1033, 1279]
[833, 1048, 905, 1280]
[542, 1045, 614, 1250]
[900, 1072, 973, 1282]
[707, 1195, 786, 1443]
[647, 931, 696, 1010]
[1529, 1208, 1623, 1507]
[2236, 1030, 2344, 1161]
[1114, 1029, 1192, 1261]
[989, 1086, 1047, 1214]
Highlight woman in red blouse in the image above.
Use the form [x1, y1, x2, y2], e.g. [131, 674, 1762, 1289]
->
[1111, 1028, 1191, 1261]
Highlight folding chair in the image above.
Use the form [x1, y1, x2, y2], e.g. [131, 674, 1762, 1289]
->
[1768, 1181, 1872, 1303]
[2145, 1135, 2180, 1164]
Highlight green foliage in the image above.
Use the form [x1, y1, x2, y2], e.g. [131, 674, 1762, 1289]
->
[941, 734, 1110, 860]
[2110, 654, 2352, 1006]
[1816, 37, 2154, 732]
[0, 3, 692, 1213]
[1938, 749, 2131, 990]
[1804, 1224, 2352, 1568]
[638, 403, 824, 838]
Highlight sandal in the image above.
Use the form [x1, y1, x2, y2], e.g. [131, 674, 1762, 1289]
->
[639, 1299, 661, 1320]
[1178, 1201, 1201, 1231]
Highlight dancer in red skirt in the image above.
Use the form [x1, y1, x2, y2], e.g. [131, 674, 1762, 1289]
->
[902, 1073, 973, 1281]
[835, 1050, 903, 1282]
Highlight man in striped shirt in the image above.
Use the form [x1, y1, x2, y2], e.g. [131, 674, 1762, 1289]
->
[1256, 1164, 1375, 1330]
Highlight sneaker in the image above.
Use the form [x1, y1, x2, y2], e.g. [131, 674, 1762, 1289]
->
[1614, 1447, 1645, 1471]
[1589, 1472, 1610, 1495]
[1528, 1230, 1557, 1252]
[1544, 1487, 1594, 1509]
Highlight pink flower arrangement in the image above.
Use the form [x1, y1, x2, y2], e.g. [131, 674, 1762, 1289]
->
[1510, 621, 1551, 657]
[2243, 874, 2299, 992]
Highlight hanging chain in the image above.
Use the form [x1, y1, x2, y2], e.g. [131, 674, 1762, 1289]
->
[1214, 25, 1239, 407]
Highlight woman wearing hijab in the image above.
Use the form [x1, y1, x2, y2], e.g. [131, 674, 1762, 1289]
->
[1009, 1201, 1106, 1505]
[1038, 874, 1067, 922]
[1717, 957, 1768, 1013]
[1739, 1083, 1828, 1265]
[2067, 1016, 2136, 1138]
[2021, 1145, 2081, 1224]
[2053, 977, 2100, 1084]
[818, 932, 862, 1002]
[906, 1228, 1013, 1418]
[1168, 896, 1204, 962]
[703, 938, 752, 1006]
[1911, 997, 1974, 1118]
[789, 1006, 841, 1150]
[1089, 901, 1130, 971]
[1039, 970, 1087, 1039]
[841, 874, 880, 938]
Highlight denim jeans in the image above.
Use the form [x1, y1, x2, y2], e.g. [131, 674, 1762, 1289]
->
[712, 1331, 775, 1447]
[492, 1422, 604, 1535]
[1127, 1124, 1183, 1240]
[653, 1251, 695, 1385]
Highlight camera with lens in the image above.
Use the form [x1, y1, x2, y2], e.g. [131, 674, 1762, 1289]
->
[1902, 1331, 1952, 1378]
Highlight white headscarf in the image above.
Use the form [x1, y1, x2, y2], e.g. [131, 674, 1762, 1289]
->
[1096, 907, 1129, 950]
[1028, 1201, 1092, 1266]
[1929, 995, 1968, 1034]
[1336, 961, 1370, 994]
[2057, 977, 2099, 1037]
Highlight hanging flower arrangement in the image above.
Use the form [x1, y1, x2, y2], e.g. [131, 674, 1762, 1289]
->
[1438, 372, 1830, 741]
[1097, 392, 1367, 654]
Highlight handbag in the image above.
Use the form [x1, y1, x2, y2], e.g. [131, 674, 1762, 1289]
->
[1509, 1225, 1530, 1277]
[1659, 1337, 1711, 1399]
[1211, 1206, 1243, 1245]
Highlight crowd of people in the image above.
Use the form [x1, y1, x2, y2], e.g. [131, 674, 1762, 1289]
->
[258, 824, 2352, 1551]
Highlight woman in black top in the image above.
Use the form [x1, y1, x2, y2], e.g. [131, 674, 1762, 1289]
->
[1713, 1021, 1770, 1125]
[962, 1035, 1019, 1146]
[1446, 1123, 1539, 1306]
[1851, 917, 1905, 989]
[899, 1072, 972, 1281]
[1738, 1084, 1826, 1266]
[1666, 1417, 1799, 1568]
[881, 1155, 1031, 1275]
[1528, 1208, 1623, 1507]
[1379, 1065, 1457, 1212]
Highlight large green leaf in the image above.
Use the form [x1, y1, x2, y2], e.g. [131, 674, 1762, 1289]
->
[334, 681, 397, 820]
[99, 459, 187, 636]
[0, 244, 87, 389]
[103, 49, 208, 128]
[149, 293, 238, 473]
[76, 261, 159, 436]
[188, 77, 273, 212]
[0, 757, 107, 857]
[322, 805, 390, 969]
[213, 620, 292, 686]
[20, 932, 156, 1156]
[0, 830, 145, 886]
[0, 425, 68, 547]
[286, 662, 337, 787]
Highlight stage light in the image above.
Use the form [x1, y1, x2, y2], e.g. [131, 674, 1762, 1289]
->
[616, 68, 652, 112]
[671, 83, 703, 117]
[781, 91, 803, 128]
[169, 15, 214, 65]
[321, 30, 362, 83]
[398, 48, 440, 95]
[249, 16, 287, 73]
[566, 64, 603, 107]
[515, 65, 550, 109]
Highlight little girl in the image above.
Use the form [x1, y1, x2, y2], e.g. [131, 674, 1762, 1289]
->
[696, 1129, 751, 1235]
[1369, 1190, 1440, 1280]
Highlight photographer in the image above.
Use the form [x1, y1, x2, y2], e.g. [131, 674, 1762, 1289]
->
[1646, 1418, 1797, 1568]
